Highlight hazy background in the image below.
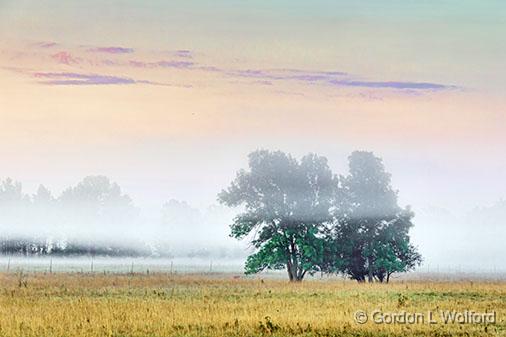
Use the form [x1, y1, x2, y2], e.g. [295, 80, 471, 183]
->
[0, 0, 505, 271]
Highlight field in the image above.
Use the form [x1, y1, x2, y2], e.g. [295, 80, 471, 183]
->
[0, 272, 504, 337]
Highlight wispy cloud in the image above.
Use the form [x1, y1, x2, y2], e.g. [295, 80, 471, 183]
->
[333, 80, 454, 90]
[156, 60, 194, 69]
[34, 72, 136, 85]
[31, 71, 187, 87]
[227, 68, 348, 84]
[174, 50, 193, 59]
[34, 41, 58, 48]
[51, 51, 79, 65]
[224, 68, 453, 91]
[88, 47, 134, 54]
[19, 42, 458, 92]
[127, 60, 194, 69]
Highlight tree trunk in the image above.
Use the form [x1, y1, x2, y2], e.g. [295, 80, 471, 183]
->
[287, 235, 300, 282]
[287, 260, 294, 281]
[295, 268, 306, 281]
[287, 264, 301, 282]
[367, 256, 374, 283]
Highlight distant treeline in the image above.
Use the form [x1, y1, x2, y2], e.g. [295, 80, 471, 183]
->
[0, 236, 245, 259]
[0, 176, 146, 257]
[0, 175, 138, 233]
[0, 238, 149, 257]
[0, 176, 238, 259]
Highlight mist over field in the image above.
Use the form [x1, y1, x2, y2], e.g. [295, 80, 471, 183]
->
[413, 201, 506, 271]
[1, 167, 505, 272]
[0, 176, 245, 259]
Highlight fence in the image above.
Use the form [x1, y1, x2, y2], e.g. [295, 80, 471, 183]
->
[0, 257, 504, 281]
[0, 256, 245, 275]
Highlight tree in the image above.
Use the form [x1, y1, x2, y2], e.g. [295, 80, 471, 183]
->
[336, 151, 421, 282]
[33, 185, 54, 205]
[31, 185, 57, 254]
[369, 208, 422, 282]
[58, 176, 139, 252]
[0, 178, 26, 204]
[59, 175, 137, 225]
[218, 150, 338, 281]
[0, 178, 31, 240]
[161, 199, 203, 230]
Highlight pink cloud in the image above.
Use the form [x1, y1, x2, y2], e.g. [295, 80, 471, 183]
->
[129, 60, 148, 68]
[127, 60, 194, 69]
[88, 47, 134, 54]
[51, 51, 78, 65]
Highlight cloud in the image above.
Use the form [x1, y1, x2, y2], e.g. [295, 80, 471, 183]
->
[197, 65, 221, 72]
[34, 41, 58, 48]
[34, 72, 136, 85]
[127, 60, 195, 69]
[126, 57, 456, 92]
[156, 60, 194, 69]
[334, 80, 454, 90]
[225, 68, 453, 91]
[128, 60, 148, 68]
[174, 50, 193, 59]
[31, 71, 188, 87]
[229, 68, 348, 83]
[88, 47, 134, 54]
[21, 41, 458, 92]
[51, 51, 79, 65]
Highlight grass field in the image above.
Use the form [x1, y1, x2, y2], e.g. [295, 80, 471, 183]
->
[0, 272, 504, 337]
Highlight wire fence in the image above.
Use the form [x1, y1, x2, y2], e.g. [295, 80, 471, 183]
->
[0, 256, 245, 275]
[0, 256, 504, 281]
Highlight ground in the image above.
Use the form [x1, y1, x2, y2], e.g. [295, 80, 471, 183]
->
[0, 272, 504, 336]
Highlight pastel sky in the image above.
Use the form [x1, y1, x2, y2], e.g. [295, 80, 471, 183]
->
[0, 0, 505, 220]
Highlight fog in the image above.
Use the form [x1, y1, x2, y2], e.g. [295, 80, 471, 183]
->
[413, 201, 506, 272]
[0, 155, 505, 273]
[0, 176, 246, 259]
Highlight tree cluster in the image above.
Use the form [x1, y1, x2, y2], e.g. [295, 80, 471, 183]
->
[0, 176, 145, 256]
[219, 150, 421, 282]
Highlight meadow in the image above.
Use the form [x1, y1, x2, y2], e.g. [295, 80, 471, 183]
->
[0, 272, 504, 337]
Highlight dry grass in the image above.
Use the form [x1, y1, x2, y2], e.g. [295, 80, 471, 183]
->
[0, 272, 504, 336]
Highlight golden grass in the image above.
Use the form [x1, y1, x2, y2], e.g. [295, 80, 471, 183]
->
[0, 272, 504, 336]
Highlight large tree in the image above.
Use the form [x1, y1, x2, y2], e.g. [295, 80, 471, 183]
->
[336, 151, 421, 282]
[218, 150, 338, 281]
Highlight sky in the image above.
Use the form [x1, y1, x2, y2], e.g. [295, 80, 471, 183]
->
[1, 1, 505, 268]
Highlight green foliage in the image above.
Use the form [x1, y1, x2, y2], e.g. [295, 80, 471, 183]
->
[334, 151, 421, 282]
[219, 149, 421, 282]
[219, 150, 338, 281]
